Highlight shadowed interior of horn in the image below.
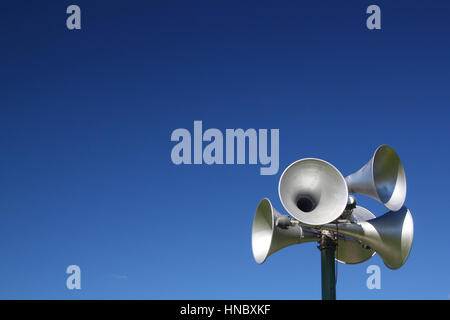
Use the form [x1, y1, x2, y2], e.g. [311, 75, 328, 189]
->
[296, 195, 317, 212]
[279, 158, 348, 226]
[373, 145, 406, 211]
[251, 199, 274, 264]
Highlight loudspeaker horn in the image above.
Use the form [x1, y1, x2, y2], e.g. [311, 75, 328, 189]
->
[336, 205, 376, 264]
[278, 158, 348, 226]
[321, 206, 414, 269]
[252, 198, 319, 264]
[346, 145, 406, 211]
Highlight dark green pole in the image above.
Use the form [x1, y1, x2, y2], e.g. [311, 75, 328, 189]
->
[319, 232, 336, 300]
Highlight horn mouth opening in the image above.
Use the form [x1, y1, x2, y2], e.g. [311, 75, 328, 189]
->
[373, 145, 407, 211]
[279, 158, 348, 226]
[251, 199, 274, 264]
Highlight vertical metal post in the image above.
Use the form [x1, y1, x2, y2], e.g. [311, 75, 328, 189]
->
[319, 231, 336, 300]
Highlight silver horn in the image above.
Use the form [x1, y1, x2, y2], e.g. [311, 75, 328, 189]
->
[278, 158, 348, 226]
[322, 206, 414, 269]
[252, 198, 319, 264]
[345, 145, 406, 211]
[336, 205, 376, 265]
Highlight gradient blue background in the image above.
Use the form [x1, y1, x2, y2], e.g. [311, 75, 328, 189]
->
[0, 1, 449, 299]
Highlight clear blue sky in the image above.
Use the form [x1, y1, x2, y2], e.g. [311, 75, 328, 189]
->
[0, 0, 449, 299]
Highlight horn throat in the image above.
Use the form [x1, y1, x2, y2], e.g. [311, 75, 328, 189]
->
[296, 195, 318, 213]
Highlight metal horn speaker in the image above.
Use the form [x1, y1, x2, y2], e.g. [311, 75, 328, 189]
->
[278, 158, 348, 226]
[322, 206, 414, 269]
[251, 198, 319, 264]
[336, 206, 376, 265]
[345, 145, 406, 211]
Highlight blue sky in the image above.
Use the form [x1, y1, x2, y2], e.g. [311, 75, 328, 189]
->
[0, 1, 449, 299]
